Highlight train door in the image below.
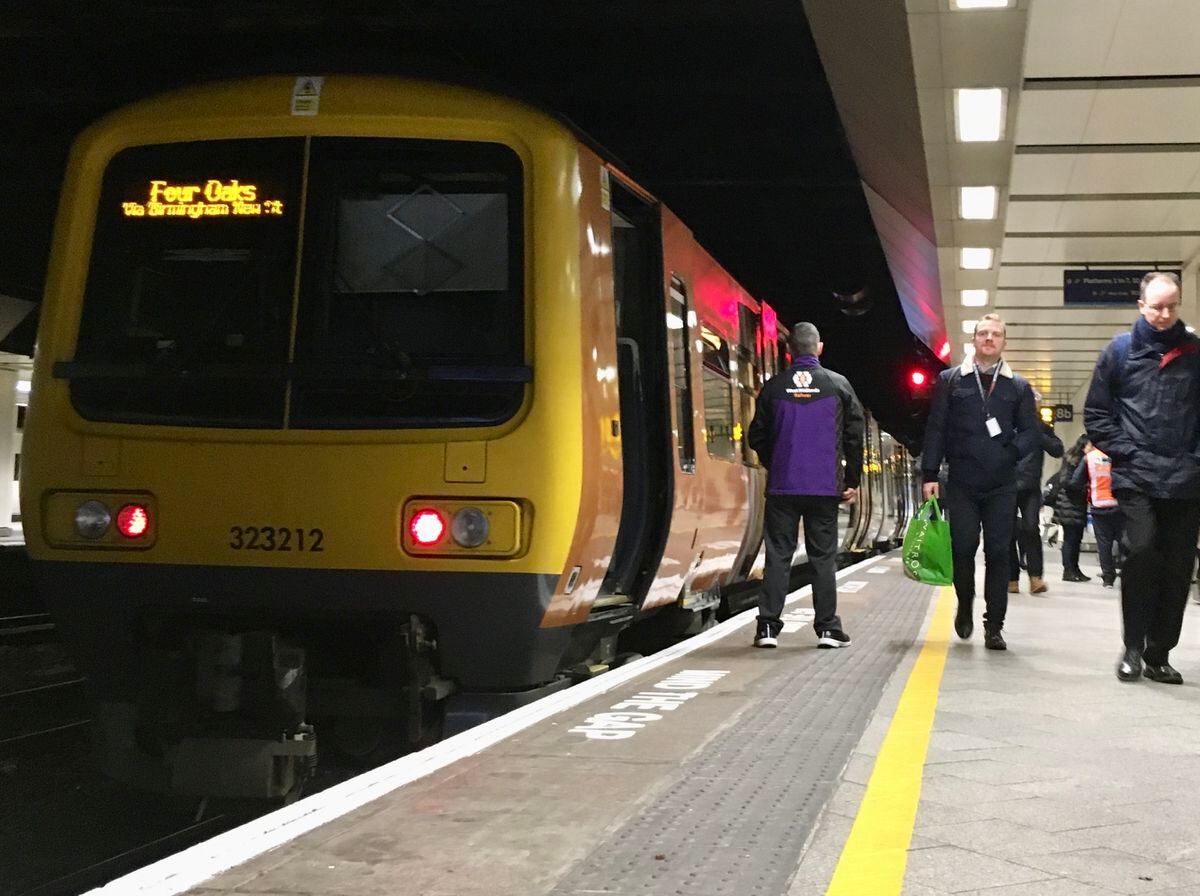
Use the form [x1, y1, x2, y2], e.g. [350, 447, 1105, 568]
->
[598, 181, 673, 606]
[733, 304, 767, 580]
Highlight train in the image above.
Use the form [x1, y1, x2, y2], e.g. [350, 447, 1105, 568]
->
[20, 75, 920, 799]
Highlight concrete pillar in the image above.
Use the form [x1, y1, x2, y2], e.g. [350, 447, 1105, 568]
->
[1183, 253, 1200, 327]
[0, 369, 15, 535]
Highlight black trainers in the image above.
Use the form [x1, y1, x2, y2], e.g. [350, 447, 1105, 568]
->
[817, 629, 851, 649]
[954, 602, 973, 640]
[753, 620, 778, 648]
[984, 629, 1007, 651]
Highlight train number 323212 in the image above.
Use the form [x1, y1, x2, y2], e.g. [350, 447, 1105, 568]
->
[228, 526, 325, 552]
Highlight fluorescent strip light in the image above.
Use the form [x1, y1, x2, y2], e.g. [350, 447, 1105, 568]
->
[962, 319, 979, 335]
[960, 247, 994, 269]
[16, 380, 31, 394]
[960, 186, 998, 220]
[952, 0, 1010, 8]
[955, 88, 1005, 142]
[961, 289, 989, 307]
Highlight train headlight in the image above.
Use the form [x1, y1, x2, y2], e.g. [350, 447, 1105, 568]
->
[401, 499, 521, 557]
[451, 507, 490, 548]
[74, 500, 112, 539]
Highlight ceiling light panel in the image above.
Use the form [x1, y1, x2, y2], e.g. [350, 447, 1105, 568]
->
[959, 186, 998, 220]
[960, 247, 994, 269]
[955, 88, 1005, 142]
[961, 289, 989, 307]
[951, 0, 1011, 8]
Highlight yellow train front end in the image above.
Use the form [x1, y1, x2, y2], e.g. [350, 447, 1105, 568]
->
[20, 77, 606, 797]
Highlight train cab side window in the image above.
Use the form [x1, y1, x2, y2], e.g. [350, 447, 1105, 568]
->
[736, 305, 762, 465]
[668, 278, 696, 473]
[700, 325, 736, 462]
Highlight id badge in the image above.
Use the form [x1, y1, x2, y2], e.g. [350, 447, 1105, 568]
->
[985, 417, 1002, 438]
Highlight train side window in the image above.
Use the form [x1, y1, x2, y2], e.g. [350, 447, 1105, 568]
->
[668, 278, 696, 473]
[700, 325, 736, 462]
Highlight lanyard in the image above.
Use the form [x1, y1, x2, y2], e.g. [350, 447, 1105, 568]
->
[972, 361, 999, 417]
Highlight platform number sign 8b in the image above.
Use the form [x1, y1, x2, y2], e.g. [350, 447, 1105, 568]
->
[1053, 404, 1074, 423]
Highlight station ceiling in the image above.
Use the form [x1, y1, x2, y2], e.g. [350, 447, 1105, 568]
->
[0, 3, 948, 446]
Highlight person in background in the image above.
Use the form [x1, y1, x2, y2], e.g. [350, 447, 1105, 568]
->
[748, 322, 865, 650]
[920, 313, 1040, 650]
[1049, 434, 1091, 583]
[1072, 443, 1123, 588]
[1008, 416, 1064, 595]
[1084, 271, 1200, 684]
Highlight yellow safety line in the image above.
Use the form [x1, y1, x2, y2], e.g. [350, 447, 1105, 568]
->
[824, 584, 955, 896]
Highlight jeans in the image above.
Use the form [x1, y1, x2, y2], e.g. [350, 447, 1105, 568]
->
[1008, 487, 1045, 579]
[943, 480, 1017, 631]
[1061, 524, 1085, 573]
[1091, 508, 1124, 583]
[1114, 490, 1200, 664]
[760, 494, 842, 633]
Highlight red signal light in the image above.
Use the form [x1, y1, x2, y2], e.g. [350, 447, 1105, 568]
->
[410, 509, 446, 546]
[116, 504, 150, 538]
[910, 370, 927, 387]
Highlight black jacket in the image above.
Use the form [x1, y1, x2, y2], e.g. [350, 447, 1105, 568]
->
[1016, 422, 1064, 492]
[1049, 453, 1087, 528]
[1084, 318, 1200, 498]
[921, 358, 1041, 492]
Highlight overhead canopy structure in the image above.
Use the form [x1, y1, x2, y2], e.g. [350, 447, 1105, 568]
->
[807, 0, 1200, 408]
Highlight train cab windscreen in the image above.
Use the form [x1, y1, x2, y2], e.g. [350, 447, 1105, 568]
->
[66, 137, 526, 429]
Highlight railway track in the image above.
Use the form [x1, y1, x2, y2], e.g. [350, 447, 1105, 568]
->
[0, 677, 90, 748]
[15, 811, 243, 896]
[0, 611, 57, 645]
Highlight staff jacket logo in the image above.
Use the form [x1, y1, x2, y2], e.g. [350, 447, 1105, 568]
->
[787, 369, 820, 397]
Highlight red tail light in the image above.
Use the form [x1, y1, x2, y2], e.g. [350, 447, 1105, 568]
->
[410, 509, 446, 546]
[116, 504, 150, 538]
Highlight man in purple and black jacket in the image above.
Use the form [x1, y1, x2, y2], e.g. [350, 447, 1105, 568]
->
[747, 322, 865, 649]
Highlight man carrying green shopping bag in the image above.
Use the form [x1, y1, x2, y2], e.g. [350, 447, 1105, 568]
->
[921, 313, 1040, 650]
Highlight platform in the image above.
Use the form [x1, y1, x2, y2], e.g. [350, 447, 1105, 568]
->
[91, 546, 1200, 896]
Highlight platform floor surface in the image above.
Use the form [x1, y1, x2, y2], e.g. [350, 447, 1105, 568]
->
[95, 543, 1200, 896]
[794, 549, 1200, 896]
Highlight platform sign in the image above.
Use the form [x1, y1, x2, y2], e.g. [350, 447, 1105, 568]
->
[1053, 403, 1074, 423]
[1064, 269, 1180, 305]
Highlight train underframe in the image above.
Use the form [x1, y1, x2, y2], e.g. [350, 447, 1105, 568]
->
[33, 562, 591, 799]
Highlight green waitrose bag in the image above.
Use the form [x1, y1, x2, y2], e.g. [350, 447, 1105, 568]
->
[901, 497, 954, 585]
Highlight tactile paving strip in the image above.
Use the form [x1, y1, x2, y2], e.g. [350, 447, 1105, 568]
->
[549, 568, 933, 896]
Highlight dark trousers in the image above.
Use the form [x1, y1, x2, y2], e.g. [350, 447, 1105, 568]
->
[1061, 524, 1085, 573]
[1008, 487, 1045, 579]
[943, 481, 1017, 630]
[1091, 508, 1124, 583]
[759, 494, 842, 633]
[1114, 491, 1200, 664]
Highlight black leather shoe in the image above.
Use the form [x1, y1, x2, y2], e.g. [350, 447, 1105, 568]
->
[1063, 570, 1092, 583]
[954, 603, 973, 640]
[984, 629, 1007, 651]
[1116, 649, 1143, 681]
[1143, 662, 1183, 684]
